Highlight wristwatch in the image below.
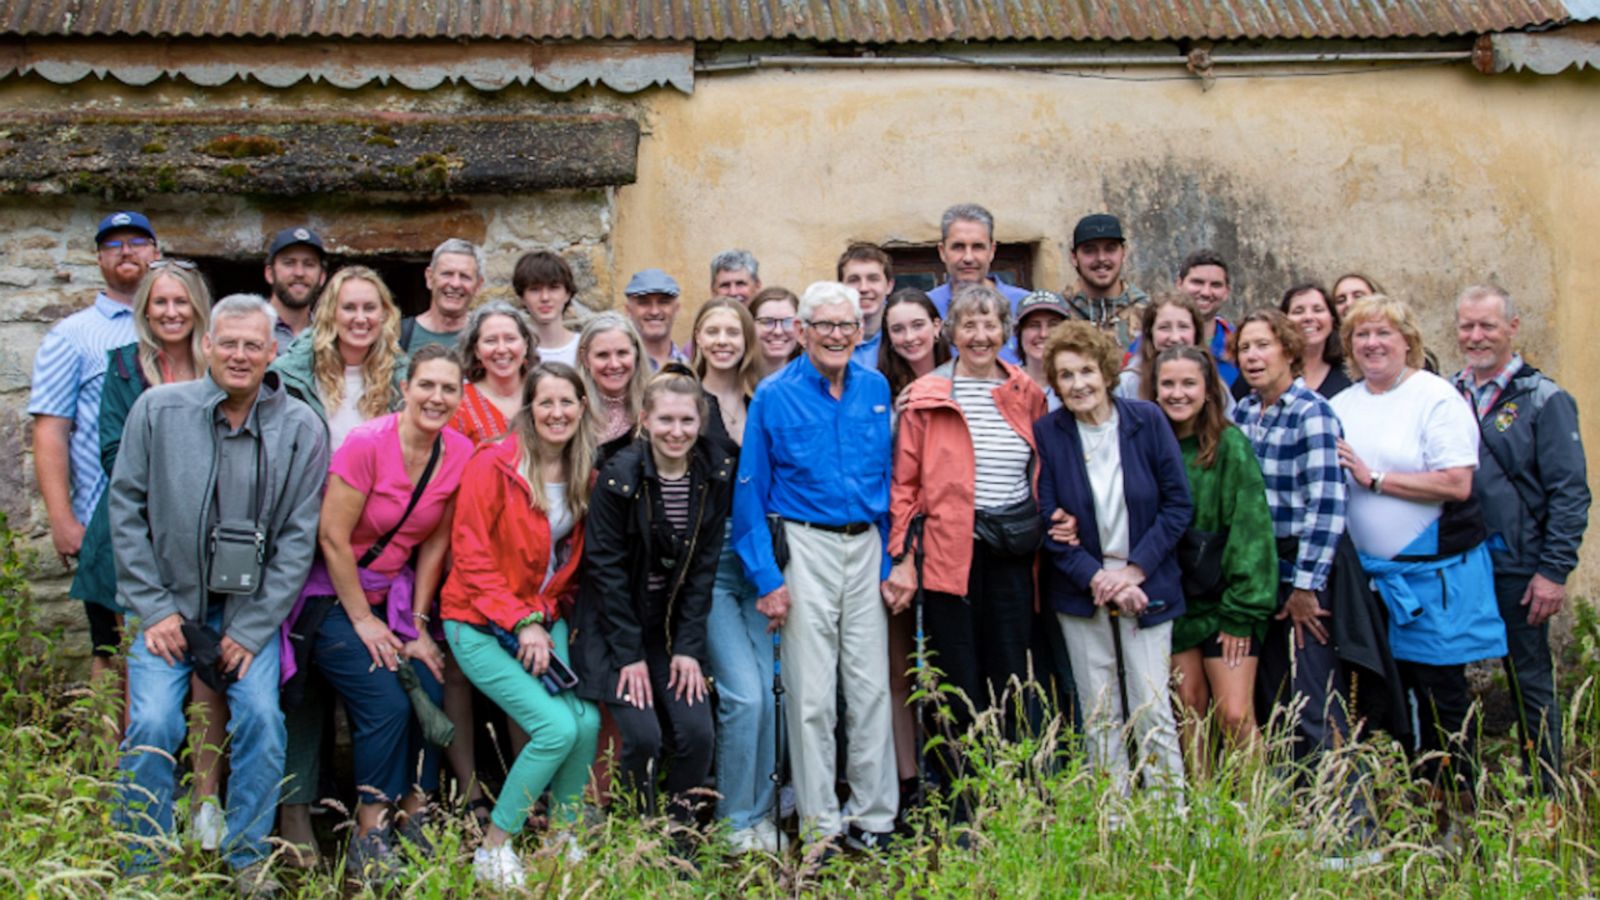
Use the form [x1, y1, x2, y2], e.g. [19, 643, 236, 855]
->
[1369, 471, 1386, 494]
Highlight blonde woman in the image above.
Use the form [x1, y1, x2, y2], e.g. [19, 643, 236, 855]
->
[576, 311, 650, 452]
[71, 262, 221, 842]
[269, 264, 408, 865]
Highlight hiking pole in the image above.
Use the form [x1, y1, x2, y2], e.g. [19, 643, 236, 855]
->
[1107, 607, 1136, 773]
[771, 630, 784, 841]
[909, 515, 928, 796]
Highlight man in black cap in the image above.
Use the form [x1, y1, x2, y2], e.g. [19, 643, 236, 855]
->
[263, 226, 328, 354]
[1064, 213, 1148, 347]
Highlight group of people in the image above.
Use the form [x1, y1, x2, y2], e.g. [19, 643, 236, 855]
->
[29, 204, 1588, 892]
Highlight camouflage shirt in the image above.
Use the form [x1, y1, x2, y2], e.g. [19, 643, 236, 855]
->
[1064, 283, 1150, 348]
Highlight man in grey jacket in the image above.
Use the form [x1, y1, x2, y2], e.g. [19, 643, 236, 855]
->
[111, 294, 327, 888]
[1454, 284, 1590, 790]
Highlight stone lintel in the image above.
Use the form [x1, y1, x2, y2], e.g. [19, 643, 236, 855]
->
[0, 112, 638, 198]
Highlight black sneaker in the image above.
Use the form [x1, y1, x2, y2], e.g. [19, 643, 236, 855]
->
[345, 828, 400, 888]
[844, 824, 896, 853]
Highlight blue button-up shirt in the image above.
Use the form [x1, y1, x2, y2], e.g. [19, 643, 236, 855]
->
[27, 293, 137, 523]
[851, 328, 883, 371]
[733, 354, 895, 595]
[928, 276, 1028, 364]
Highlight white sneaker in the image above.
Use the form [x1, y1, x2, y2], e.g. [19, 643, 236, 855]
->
[546, 829, 585, 864]
[753, 818, 789, 853]
[728, 826, 763, 854]
[473, 842, 526, 889]
[193, 799, 224, 851]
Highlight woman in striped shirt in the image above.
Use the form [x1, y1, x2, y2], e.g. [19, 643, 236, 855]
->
[885, 282, 1046, 813]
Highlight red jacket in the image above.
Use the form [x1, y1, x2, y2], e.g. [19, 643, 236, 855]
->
[441, 435, 585, 630]
[889, 360, 1046, 596]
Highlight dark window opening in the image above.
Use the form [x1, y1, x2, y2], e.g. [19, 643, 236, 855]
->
[885, 243, 1036, 294]
[189, 255, 433, 318]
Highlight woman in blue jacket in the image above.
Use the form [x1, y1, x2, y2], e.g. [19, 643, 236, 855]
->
[1034, 321, 1192, 795]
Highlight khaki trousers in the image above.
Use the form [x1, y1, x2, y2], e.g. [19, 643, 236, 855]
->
[781, 522, 898, 836]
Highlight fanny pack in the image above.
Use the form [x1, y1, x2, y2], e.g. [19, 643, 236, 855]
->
[973, 496, 1044, 557]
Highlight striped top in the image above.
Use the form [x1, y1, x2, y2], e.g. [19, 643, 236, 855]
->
[646, 473, 692, 593]
[952, 376, 1032, 511]
[27, 293, 138, 523]
[450, 381, 511, 447]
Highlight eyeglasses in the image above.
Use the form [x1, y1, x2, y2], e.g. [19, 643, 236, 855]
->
[756, 316, 796, 332]
[99, 237, 155, 252]
[148, 258, 198, 271]
[804, 319, 860, 337]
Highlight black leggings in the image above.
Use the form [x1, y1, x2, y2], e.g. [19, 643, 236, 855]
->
[1401, 660, 1477, 794]
[607, 639, 715, 820]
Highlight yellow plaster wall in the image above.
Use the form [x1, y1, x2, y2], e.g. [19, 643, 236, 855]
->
[612, 63, 1600, 593]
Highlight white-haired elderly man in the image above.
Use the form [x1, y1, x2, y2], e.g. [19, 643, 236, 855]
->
[732, 281, 900, 852]
[401, 238, 486, 352]
[111, 294, 328, 893]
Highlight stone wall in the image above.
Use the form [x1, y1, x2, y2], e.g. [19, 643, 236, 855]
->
[0, 189, 616, 668]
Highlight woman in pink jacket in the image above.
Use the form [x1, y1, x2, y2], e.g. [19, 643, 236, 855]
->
[885, 282, 1047, 814]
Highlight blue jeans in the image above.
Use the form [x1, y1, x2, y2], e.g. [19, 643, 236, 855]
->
[704, 525, 777, 831]
[118, 609, 284, 871]
[313, 603, 443, 805]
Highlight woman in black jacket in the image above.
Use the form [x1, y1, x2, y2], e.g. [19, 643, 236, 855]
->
[572, 364, 733, 824]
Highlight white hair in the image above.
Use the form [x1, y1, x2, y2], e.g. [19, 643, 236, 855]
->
[797, 281, 861, 323]
[208, 293, 278, 337]
[430, 238, 485, 279]
[1457, 283, 1516, 321]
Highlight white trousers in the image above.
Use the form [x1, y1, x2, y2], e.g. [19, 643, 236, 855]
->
[1058, 609, 1185, 795]
[781, 522, 898, 836]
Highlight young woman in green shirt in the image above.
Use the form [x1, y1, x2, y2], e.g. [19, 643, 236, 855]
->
[1154, 345, 1278, 772]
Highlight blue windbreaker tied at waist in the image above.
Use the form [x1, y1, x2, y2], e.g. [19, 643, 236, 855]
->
[1358, 519, 1507, 667]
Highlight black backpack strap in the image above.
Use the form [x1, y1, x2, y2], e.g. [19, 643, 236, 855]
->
[358, 435, 442, 569]
[400, 317, 417, 352]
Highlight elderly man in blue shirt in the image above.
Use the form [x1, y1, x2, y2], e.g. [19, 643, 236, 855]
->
[733, 281, 900, 853]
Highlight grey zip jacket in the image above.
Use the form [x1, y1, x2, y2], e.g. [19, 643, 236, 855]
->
[109, 371, 328, 653]
[1466, 363, 1590, 584]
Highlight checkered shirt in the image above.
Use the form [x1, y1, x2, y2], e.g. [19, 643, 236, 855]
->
[1232, 378, 1347, 591]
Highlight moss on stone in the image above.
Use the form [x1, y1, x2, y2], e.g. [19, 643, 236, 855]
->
[198, 134, 286, 159]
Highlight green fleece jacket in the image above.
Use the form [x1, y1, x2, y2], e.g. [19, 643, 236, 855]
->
[1170, 428, 1278, 653]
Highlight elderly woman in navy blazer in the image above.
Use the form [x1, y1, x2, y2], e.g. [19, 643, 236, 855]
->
[1034, 320, 1192, 796]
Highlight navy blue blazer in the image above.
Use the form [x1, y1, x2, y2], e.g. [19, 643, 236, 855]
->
[1033, 397, 1193, 626]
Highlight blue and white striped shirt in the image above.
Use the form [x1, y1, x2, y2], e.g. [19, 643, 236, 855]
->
[27, 293, 137, 524]
[1232, 378, 1347, 591]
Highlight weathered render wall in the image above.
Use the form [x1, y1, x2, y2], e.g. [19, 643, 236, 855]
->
[611, 62, 1600, 592]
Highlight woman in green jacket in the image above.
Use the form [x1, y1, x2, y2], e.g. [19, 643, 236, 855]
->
[1153, 345, 1277, 771]
[68, 262, 222, 842]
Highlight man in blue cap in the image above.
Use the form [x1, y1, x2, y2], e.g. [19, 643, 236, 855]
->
[29, 211, 160, 669]
[624, 268, 688, 370]
[263, 226, 327, 353]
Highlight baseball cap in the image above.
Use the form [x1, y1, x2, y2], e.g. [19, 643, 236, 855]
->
[266, 226, 327, 263]
[624, 268, 680, 298]
[95, 211, 156, 245]
[1015, 290, 1071, 325]
[1071, 214, 1125, 249]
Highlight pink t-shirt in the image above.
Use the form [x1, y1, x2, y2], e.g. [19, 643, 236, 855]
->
[329, 413, 474, 580]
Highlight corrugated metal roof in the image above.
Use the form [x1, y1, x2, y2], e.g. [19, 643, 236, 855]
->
[0, 1, 1578, 43]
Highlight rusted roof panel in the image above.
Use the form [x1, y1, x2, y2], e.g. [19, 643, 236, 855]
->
[0, 1, 1578, 43]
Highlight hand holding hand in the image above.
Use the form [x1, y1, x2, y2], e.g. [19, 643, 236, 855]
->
[1048, 508, 1080, 546]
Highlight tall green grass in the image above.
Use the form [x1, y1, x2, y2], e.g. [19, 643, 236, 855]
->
[4, 509, 1600, 896]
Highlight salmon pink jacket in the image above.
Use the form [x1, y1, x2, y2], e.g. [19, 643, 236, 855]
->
[441, 434, 585, 630]
[888, 359, 1046, 596]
